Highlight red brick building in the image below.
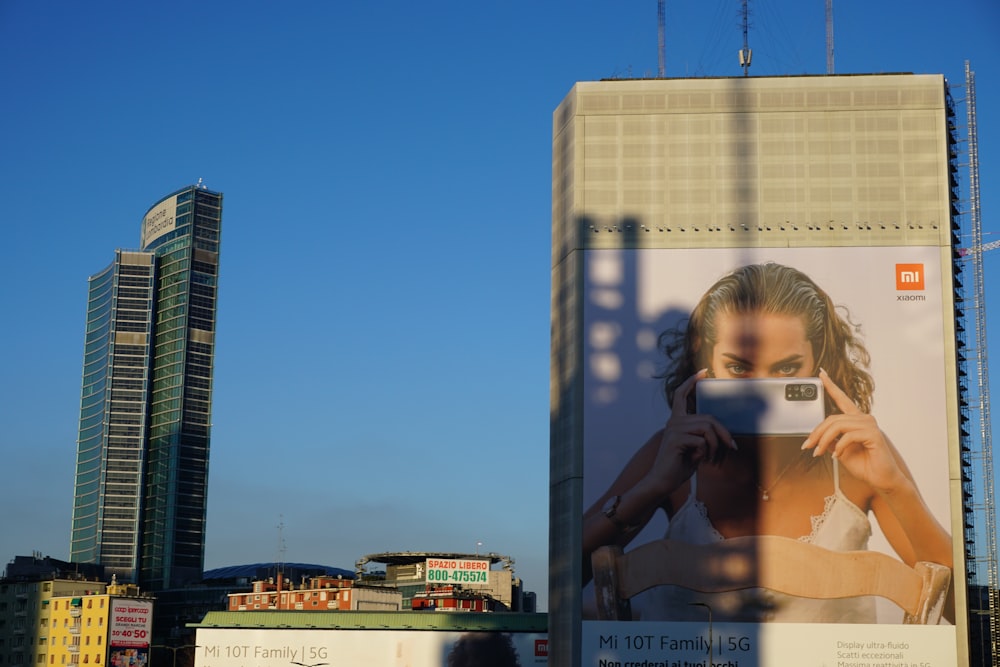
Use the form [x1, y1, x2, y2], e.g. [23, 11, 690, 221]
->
[226, 573, 401, 612]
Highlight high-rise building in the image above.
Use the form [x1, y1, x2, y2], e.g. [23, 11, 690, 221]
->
[71, 185, 223, 591]
[550, 74, 971, 665]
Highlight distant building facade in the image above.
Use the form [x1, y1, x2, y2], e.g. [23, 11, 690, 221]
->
[226, 573, 401, 612]
[356, 552, 535, 612]
[70, 186, 223, 591]
[46, 580, 152, 667]
[0, 557, 151, 667]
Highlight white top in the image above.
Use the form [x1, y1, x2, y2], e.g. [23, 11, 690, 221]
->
[635, 459, 876, 623]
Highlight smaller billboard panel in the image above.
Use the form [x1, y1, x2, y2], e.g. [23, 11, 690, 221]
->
[425, 558, 490, 585]
[109, 599, 153, 648]
[109, 647, 149, 667]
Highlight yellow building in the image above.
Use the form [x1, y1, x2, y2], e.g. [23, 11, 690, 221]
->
[44, 581, 149, 667]
[0, 576, 106, 667]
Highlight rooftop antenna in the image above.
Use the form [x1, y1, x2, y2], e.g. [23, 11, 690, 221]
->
[825, 0, 834, 74]
[276, 515, 287, 575]
[657, 0, 666, 77]
[738, 0, 752, 76]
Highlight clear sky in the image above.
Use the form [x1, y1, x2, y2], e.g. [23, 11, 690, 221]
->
[1, 1, 998, 611]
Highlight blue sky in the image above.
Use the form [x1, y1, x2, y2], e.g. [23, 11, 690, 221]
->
[1, 1, 998, 610]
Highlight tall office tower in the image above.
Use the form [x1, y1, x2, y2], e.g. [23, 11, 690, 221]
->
[72, 185, 223, 590]
[550, 75, 970, 665]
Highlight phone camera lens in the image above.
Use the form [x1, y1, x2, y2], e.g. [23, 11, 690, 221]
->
[801, 385, 817, 399]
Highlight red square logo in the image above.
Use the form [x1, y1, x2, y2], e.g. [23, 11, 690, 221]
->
[896, 263, 925, 290]
[534, 639, 548, 657]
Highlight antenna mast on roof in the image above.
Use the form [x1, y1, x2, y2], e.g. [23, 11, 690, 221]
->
[826, 0, 835, 74]
[657, 0, 666, 77]
[738, 0, 752, 76]
[276, 515, 287, 575]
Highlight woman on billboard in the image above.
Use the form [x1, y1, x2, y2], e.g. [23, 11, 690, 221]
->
[582, 262, 953, 622]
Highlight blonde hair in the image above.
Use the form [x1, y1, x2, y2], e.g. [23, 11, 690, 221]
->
[661, 262, 874, 413]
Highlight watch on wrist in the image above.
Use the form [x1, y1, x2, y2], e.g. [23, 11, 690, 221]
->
[601, 495, 639, 534]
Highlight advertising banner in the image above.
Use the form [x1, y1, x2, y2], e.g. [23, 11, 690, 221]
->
[195, 628, 548, 667]
[109, 599, 153, 648]
[425, 558, 491, 585]
[580, 246, 960, 666]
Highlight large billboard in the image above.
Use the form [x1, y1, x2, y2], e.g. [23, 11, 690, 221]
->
[578, 246, 961, 665]
[195, 628, 548, 667]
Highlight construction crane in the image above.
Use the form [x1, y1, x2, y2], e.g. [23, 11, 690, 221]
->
[959, 60, 999, 661]
[962, 239, 1000, 256]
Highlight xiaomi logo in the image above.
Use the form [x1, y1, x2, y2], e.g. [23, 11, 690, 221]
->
[896, 263, 925, 291]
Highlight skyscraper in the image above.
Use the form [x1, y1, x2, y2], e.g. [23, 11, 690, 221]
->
[71, 185, 223, 590]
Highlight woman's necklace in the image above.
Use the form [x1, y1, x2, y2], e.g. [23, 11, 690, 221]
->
[757, 457, 800, 501]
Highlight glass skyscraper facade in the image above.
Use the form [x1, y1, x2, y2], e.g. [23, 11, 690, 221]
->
[71, 185, 223, 590]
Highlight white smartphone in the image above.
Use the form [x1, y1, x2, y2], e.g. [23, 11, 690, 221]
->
[694, 378, 826, 436]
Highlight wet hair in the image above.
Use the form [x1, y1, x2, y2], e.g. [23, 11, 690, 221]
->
[660, 262, 874, 414]
[447, 633, 521, 667]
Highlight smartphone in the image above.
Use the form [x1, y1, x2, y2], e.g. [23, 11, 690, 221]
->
[694, 378, 825, 436]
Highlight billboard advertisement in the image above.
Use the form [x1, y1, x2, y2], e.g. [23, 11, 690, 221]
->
[580, 246, 961, 665]
[194, 628, 548, 667]
[426, 558, 491, 585]
[109, 599, 153, 648]
[108, 599, 152, 667]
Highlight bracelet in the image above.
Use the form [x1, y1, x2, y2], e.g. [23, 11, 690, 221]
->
[602, 495, 640, 534]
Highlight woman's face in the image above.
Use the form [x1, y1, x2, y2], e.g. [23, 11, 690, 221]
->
[709, 311, 816, 379]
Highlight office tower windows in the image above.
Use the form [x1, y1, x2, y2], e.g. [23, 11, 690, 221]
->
[71, 185, 223, 590]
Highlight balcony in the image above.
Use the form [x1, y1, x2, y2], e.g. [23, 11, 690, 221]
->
[69, 609, 81, 618]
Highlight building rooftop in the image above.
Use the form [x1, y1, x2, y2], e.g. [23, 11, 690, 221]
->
[202, 563, 353, 582]
[357, 552, 511, 569]
[192, 610, 547, 632]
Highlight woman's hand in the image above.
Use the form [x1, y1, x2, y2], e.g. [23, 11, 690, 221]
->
[582, 369, 736, 581]
[802, 369, 908, 494]
[636, 369, 738, 502]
